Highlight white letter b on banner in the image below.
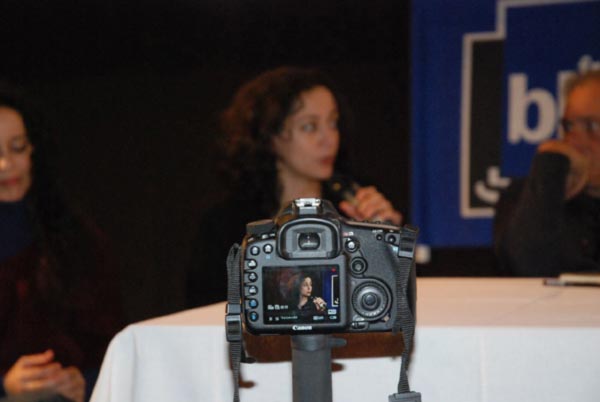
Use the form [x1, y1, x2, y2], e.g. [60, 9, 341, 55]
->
[508, 73, 556, 144]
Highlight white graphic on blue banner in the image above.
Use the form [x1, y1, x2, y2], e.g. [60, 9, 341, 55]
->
[411, 0, 600, 246]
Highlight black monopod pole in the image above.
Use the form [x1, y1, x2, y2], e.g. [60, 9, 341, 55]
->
[290, 334, 347, 402]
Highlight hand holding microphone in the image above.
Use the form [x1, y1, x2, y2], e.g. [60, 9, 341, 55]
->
[327, 175, 403, 225]
[310, 296, 327, 312]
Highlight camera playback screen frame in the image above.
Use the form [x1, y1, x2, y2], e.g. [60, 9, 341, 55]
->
[262, 265, 341, 325]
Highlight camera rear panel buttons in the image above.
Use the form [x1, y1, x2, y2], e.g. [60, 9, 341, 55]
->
[385, 233, 398, 244]
[250, 246, 260, 256]
[247, 285, 258, 296]
[345, 238, 359, 252]
[248, 311, 259, 322]
[351, 257, 368, 274]
[263, 244, 273, 254]
[246, 272, 258, 282]
[246, 299, 258, 309]
[246, 259, 257, 269]
[351, 321, 368, 330]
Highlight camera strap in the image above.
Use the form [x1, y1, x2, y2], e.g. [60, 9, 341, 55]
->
[225, 243, 255, 402]
[389, 226, 421, 402]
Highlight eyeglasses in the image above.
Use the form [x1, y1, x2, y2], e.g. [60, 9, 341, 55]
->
[560, 117, 600, 137]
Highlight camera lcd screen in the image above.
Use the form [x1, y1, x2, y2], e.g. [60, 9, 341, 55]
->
[262, 265, 340, 324]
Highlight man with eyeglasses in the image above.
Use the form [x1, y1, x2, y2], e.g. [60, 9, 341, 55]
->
[494, 69, 600, 277]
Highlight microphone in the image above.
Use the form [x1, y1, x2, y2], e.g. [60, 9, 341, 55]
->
[325, 174, 360, 206]
[310, 296, 327, 311]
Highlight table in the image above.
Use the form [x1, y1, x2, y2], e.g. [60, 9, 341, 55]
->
[90, 278, 600, 402]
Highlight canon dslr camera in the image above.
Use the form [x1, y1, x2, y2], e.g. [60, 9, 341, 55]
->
[239, 198, 417, 335]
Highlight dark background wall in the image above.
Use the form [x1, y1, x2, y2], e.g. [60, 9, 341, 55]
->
[1, 1, 495, 323]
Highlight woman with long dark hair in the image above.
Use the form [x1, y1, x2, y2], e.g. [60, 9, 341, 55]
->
[0, 83, 122, 402]
[186, 66, 402, 308]
[283, 273, 326, 316]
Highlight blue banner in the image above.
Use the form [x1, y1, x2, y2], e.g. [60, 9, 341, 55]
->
[411, 0, 600, 247]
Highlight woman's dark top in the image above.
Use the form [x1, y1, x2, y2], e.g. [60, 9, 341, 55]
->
[186, 188, 345, 308]
[493, 152, 600, 276]
[0, 201, 123, 397]
[0, 201, 33, 262]
[298, 297, 324, 317]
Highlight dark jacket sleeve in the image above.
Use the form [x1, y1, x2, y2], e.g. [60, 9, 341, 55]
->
[494, 152, 571, 276]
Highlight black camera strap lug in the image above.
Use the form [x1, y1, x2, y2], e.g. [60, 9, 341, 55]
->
[398, 225, 418, 259]
[225, 244, 255, 402]
[225, 305, 242, 342]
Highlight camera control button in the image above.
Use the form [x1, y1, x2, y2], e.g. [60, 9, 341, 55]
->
[345, 238, 359, 252]
[351, 321, 368, 330]
[250, 246, 260, 256]
[247, 286, 258, 296]
[248, 311, 259, 322]
[363, 293, 378, 307]
[385, 233, 398, 244]
[263, 244, 273, 254]
[351, 258, 367, 274]
[246, 259, 257, 269]
[247, 272, 258, 282]
[247, 299, 259, 309]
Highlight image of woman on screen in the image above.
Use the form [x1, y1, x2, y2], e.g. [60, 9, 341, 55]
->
[284, 272, 327, 317]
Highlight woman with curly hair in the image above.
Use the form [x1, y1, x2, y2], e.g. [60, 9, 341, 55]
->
[283, 273, 327, 317]
[186, 66, 402, 308]
[0, 83, 122, 402]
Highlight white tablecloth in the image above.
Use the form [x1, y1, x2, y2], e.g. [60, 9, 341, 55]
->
[91, 278, 600, 402]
